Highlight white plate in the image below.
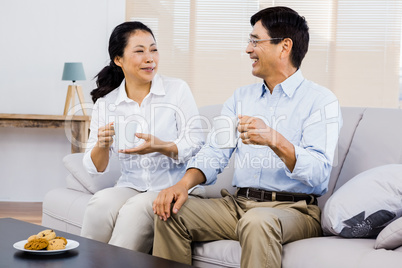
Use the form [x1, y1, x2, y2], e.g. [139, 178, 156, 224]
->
[13, 239, 79, 255]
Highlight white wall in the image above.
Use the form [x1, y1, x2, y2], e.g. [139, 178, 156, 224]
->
[0, 0, 125, 201]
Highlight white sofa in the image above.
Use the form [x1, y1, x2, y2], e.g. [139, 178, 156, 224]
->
[42, 105, 402, 267]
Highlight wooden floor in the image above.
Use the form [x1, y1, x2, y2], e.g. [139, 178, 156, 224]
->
[0, 202, 42, 225]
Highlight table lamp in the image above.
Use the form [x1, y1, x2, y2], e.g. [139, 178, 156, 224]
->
[62, 62, 87, 116]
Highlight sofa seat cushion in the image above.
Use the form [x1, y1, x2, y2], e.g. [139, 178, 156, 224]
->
[192, 240, 241, 268]
[282, 236, 402, 268]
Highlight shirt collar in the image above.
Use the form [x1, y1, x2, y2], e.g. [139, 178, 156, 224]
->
[114, 74, 165, 105]
[114, 80, 129, 105]
[149, 74, 166, 96]
[260, 69, 304, 98]
[279, 69, 304, 98]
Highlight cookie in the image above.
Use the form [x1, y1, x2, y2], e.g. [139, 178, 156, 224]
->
[54, 236, 67, 245]
[47, 239, 66, 250]
[24, 238, 49, 250]
[27, 235, 38, 242]
[37, 229, 56, 241]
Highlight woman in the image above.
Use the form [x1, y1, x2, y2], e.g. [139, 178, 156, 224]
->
[80, 21, 205, 253]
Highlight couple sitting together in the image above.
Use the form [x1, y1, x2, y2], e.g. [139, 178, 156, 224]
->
[80, 6, 342, 268]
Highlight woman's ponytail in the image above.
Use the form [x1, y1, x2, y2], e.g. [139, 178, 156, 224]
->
[90, 61, 124, 103]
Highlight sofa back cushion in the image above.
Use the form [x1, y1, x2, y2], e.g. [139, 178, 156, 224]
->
[334, 108, 402, 192]
[198, 104, 236, 198]
[317, 107, 365, 209]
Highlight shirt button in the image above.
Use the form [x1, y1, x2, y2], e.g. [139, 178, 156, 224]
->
[108, 104, 116, 111]
[283, 94, 286, 97]
[254, 175, 258, 179]
[269, 107, 274, 111]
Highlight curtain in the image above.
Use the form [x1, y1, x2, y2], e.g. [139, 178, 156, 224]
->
[126, 0, 402, 108]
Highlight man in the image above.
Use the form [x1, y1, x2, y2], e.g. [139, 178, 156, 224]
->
[152, 6, 342, 268]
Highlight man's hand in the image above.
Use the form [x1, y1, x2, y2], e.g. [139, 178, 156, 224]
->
[153, 168, 206, 221]
[238, 115, 276, 147]
[153, 183, 189, 221]
[238, 115, 296, 171]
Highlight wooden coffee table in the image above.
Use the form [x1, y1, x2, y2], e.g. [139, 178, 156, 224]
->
[1, 218, 192, 267]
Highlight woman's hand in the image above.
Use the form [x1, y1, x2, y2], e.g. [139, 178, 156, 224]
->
[91, 122, 115, 172]
[119, 133, 179, 159]
[96, 122, 115, 149]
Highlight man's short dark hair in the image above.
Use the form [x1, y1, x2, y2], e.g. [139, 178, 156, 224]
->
[250, 6, 309, 69]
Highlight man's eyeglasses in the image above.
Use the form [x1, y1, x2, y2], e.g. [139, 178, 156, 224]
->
[248, 38, 283, 47]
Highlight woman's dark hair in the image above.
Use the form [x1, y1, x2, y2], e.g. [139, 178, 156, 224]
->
[250, 6, 309, 69]
[91, 21, 155, 103]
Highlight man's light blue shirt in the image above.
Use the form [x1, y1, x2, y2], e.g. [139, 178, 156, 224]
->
[187, 70, 343, 196]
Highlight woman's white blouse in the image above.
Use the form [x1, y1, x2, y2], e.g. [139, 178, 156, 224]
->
[83, 74, 205, 192]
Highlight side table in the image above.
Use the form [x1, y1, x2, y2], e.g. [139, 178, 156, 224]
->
[0, 113, 90, 153]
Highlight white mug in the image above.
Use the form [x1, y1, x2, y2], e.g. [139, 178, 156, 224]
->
[212, 116, 238, 149]
[114, 121, 139, 151]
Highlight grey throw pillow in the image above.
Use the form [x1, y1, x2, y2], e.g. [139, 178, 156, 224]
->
[321, 164, 402, 238]
[375, 217, 402, 250]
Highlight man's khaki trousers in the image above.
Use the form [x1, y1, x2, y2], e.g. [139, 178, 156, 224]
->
[153, 189, 321, 268]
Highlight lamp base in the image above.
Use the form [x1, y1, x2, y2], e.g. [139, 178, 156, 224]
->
[63, 85, 87, 116]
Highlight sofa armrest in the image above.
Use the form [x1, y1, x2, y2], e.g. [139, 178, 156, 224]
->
[63, 153, 121, 194]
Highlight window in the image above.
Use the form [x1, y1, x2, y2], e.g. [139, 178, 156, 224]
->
[126, 0, 402, 108]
